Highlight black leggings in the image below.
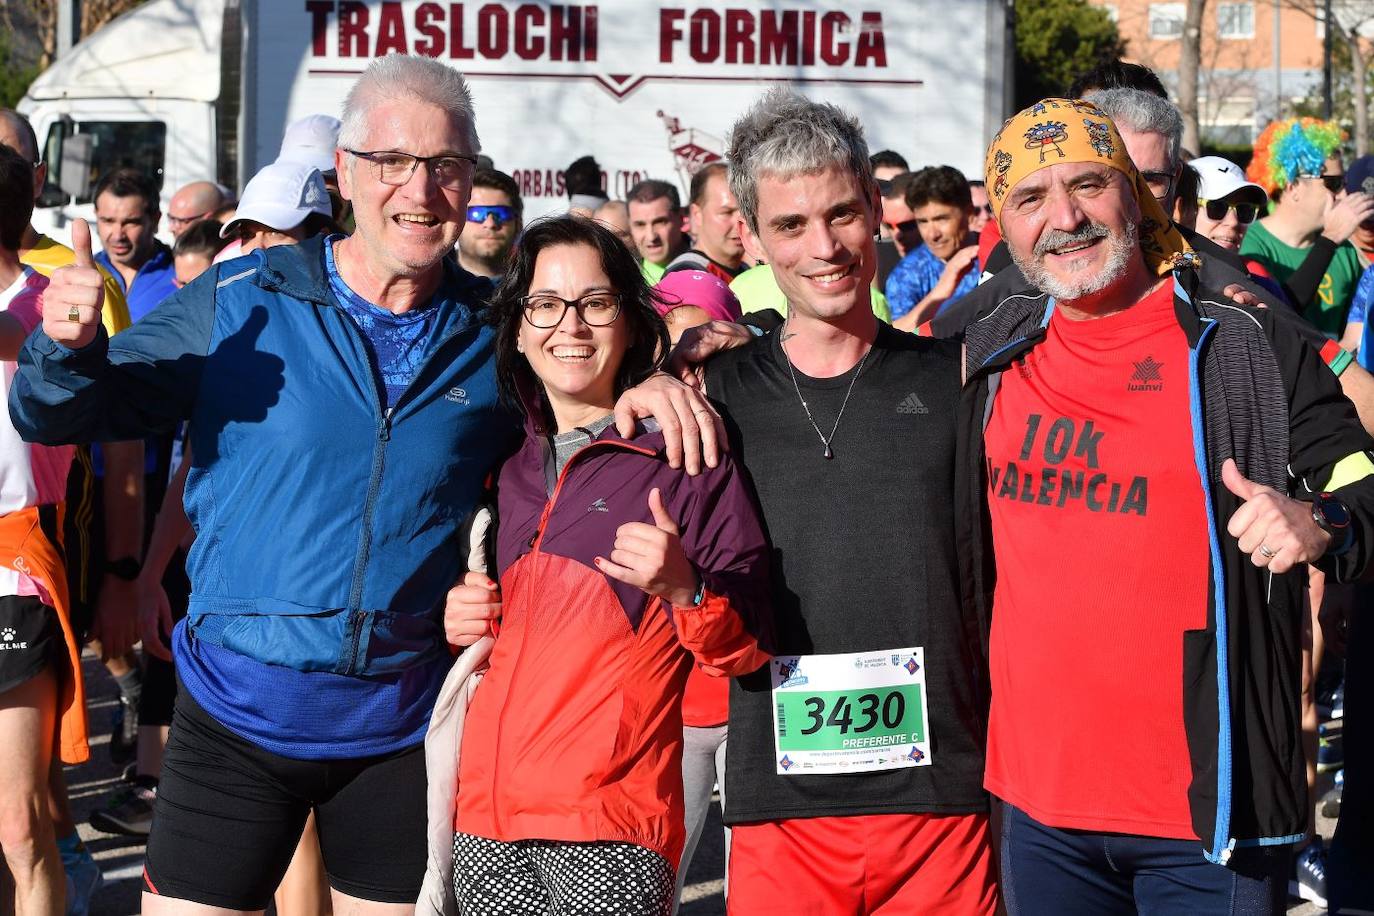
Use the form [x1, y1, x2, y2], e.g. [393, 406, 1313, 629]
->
[452, 832, 675, 915]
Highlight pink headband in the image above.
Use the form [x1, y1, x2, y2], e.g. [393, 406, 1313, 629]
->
[653, 270, 742, 323]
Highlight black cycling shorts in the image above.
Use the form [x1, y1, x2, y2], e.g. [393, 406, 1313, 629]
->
[143, 683, 428, 909]
[0, 595, 62, 695]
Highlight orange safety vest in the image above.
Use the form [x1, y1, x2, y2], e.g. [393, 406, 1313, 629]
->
[0, 505, 88, 764]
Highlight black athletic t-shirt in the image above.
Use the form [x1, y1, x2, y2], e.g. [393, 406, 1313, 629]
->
[706, 323, 988, 824]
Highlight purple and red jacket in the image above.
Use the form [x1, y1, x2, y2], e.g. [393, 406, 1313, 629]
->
[455, 405, 773, 866]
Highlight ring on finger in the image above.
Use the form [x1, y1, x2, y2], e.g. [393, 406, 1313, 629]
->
[1259, 544, 1277, 559]
[67, 305, 80, 322]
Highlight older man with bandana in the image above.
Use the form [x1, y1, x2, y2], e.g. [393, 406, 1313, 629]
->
[965, 100, 1374, 913]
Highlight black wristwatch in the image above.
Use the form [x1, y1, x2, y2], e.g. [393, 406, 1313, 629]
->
[1311, 493, 1353, 556]
[104, 556, 142, 581]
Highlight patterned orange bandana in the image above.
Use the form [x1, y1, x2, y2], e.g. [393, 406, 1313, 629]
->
[983, 98, 1197, 276]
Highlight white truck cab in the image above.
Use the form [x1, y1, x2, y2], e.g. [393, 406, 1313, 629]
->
[20, 0, 224, 247]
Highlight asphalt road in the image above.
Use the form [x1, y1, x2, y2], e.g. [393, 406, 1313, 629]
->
[65, 649, 1329, 916]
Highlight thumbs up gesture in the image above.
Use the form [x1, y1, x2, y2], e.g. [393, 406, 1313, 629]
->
[1222, 458, 1331, 573]
[443, 571, 501, 648]
[595, 487, 702, 607]
[43, 219, 104, 350]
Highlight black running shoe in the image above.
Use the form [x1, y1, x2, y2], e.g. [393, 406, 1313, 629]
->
[108, 693, 139, 765]
[88, 777, 156, 838]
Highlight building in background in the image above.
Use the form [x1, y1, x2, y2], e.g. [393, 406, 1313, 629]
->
[1090, 0, 1326, 145]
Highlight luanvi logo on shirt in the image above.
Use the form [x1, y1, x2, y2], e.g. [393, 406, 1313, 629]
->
[896, 393, 930, 415]
[1128, 356, 1164, 392]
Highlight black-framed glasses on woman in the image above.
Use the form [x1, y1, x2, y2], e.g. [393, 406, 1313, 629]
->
[344, 149, 478, 190]
[520, 293, 623, 328]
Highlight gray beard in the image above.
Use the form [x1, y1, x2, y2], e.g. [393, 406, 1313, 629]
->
[1011, 221, 1139, 303]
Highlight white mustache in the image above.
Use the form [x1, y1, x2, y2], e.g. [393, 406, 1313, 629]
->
[1035, 224, 1109, 257]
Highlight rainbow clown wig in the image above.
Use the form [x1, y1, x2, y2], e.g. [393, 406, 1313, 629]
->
[1248, 117, 1347, 197]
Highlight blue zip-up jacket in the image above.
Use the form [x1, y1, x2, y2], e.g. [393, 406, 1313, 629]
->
[958, 266, 1374, 866]
[95, 240, 177, 323]
[10, 237, 515, 680]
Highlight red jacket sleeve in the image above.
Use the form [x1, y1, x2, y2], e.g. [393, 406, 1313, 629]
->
[668, 452, 773, 677]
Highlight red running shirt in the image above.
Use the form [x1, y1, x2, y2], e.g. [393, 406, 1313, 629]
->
[982, 281, 1210, 839]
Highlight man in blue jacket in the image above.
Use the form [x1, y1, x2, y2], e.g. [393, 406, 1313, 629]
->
[11, 54, 719, 916]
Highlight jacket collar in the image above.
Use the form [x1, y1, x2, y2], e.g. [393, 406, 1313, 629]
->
[1169, 264, 1210, 346]
[95, 239, 173, 295]
[512, 367, 665, 454]
[250, 235, 495, 322]
[970, 266, 1211, 379]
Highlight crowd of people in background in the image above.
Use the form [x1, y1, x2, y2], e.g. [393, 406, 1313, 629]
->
[0, 49, 1370, 916]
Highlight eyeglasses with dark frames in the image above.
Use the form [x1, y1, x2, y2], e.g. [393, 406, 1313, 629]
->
[1141, 170, 1177, 202]
[520, 293, 623, 328]
[1300, 173, 1347, 194]
[1198, 198, 1259, 224]
[167, 210, 213, 228]
[344, 149, 478, 190]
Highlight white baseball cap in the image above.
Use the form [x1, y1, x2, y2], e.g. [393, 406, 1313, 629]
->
[1190, 156, 1267, 205]
[220, 161, 333, 238]
[278, 114, 342, 175]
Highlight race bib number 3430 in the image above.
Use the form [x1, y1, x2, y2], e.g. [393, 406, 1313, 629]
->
[770, 647, 932, 776]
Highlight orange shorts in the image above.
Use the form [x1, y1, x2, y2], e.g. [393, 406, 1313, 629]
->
[727, 811, 998, 915]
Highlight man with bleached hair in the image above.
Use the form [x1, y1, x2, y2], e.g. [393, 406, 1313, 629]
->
[701, 88, 998, 914]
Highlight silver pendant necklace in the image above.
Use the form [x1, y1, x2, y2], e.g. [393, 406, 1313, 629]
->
[779, 320, 872, 460]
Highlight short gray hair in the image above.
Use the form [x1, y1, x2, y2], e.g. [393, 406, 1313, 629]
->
[726, 88, 873, 233]
[1083, 87, 1183, 167]
[338, 54, 480, 153]
[0, 109, 39, 163]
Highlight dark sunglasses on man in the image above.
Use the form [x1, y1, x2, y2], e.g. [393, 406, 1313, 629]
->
[1300, 173, 1346, 194]
[467, 204, 515, 228]
[884, 218, 917, 235]
[1197, 198, 1259, 225]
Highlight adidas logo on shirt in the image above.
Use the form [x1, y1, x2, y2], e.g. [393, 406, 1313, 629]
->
[897, 393, 930, 415]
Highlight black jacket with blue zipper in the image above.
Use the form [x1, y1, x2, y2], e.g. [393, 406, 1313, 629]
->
[957, 266, 1374, 865]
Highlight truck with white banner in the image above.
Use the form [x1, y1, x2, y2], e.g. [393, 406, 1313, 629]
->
[19, 0, 1011, 241]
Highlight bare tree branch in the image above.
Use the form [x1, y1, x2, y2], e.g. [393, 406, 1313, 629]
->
[81, 0, 148, 39]
[1279, 0, 1374, 153]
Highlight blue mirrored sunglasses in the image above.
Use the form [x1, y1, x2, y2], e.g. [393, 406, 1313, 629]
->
[467, 205, 514, 226]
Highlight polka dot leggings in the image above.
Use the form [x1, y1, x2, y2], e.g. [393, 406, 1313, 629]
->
[452, 832, 676, 915]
